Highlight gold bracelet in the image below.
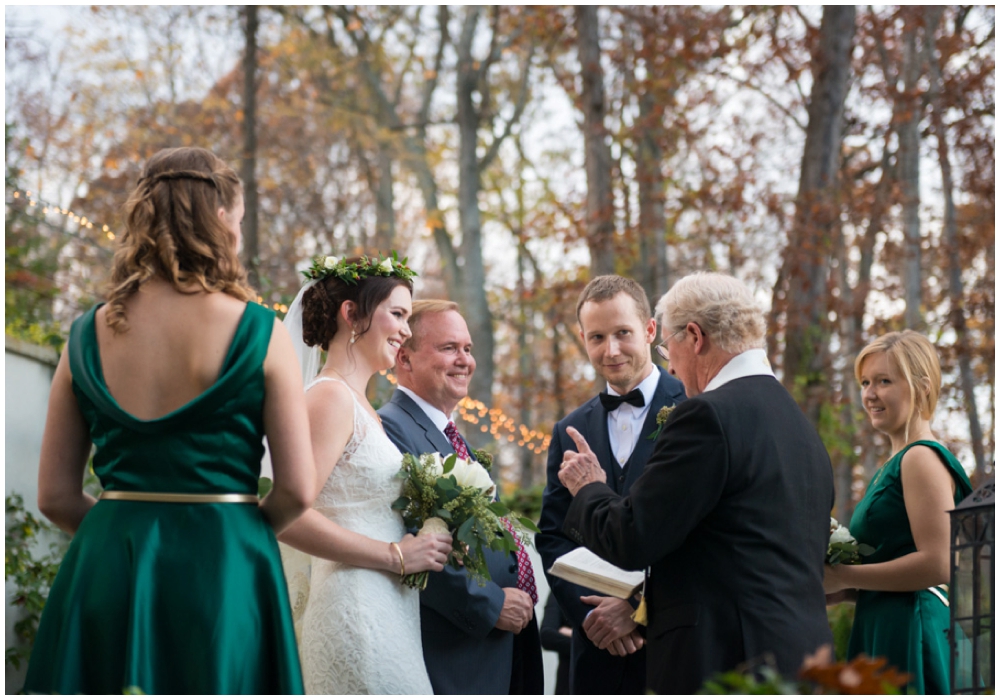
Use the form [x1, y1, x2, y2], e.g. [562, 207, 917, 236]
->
[390, 541, 405, 577]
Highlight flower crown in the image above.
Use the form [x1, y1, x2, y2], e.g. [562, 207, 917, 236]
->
[302, 251, 417, 285]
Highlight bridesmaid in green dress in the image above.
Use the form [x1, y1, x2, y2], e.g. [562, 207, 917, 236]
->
[24, 147, 315, 693]
[824, 331, 972, 694]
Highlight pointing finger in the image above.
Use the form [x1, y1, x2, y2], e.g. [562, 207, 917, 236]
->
[565, 426, 595, 456]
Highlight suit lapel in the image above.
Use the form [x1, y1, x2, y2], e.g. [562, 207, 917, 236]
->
[390, 390, 454, 456]
[627, 369, 674, 489]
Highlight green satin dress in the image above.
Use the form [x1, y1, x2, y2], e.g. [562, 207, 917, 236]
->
[847, 440, 972, 694]
[24, 302, 304, 694]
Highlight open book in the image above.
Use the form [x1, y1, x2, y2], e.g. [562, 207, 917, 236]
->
[547, 547, 644, 599]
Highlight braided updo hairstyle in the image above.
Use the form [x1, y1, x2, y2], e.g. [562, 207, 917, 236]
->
[301, 259, 414, 351]
[105, 147, 254, 333]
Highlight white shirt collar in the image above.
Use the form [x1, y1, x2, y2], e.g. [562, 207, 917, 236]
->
[398, 385, 452, 432]
[606, 365, 659, 412]
[703, 348, 776, 393]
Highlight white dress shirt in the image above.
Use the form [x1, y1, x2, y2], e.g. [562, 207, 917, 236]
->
[703, 348, 776, 393]
[606, 368, 660, 467]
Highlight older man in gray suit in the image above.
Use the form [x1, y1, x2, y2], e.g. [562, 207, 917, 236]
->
[379, 299, 544, 694]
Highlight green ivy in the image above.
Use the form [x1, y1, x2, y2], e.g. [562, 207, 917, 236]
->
[4, 493, 67, 674]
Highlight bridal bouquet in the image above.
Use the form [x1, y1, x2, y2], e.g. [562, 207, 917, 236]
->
[826, 517, 875, 565]
[392, 452, 539, 590]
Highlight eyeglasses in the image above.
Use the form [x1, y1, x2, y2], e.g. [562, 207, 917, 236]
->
[655, 328, 686, 362]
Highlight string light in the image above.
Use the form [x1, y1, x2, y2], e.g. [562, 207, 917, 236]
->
[376, 370, 552, 455]
[7, 188, 119, 241]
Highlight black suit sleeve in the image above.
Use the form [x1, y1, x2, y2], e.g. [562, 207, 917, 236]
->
[537, 423, 602, 629]
[564, 397, 728, 571]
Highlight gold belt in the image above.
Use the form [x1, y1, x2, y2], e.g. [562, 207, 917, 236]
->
[100, 490, 258, 504]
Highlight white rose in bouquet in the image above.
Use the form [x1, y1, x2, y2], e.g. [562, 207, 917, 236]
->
[423, 452, 446, 478]
[450, 458, 496, 496]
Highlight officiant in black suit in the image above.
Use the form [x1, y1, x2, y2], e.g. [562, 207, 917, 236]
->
[379, 300, 543, 695]
[558, 272, 834, 694]
[537, 275, 685, 695]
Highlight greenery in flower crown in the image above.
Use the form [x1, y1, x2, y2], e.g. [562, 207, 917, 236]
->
[302, 250, 417, 285]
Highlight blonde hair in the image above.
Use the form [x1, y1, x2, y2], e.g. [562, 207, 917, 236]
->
[404, 299, 461, 349]
[855, 331, 941, 441]
[105, 147, 253, 333]
[655, 272, 765, 354]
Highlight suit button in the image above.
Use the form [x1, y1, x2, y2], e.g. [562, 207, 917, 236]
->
[509, 564, 517, 573]
[619, 475, 625, 483]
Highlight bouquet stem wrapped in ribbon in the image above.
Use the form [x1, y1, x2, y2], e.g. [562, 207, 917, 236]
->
[392, 452, 539, 589]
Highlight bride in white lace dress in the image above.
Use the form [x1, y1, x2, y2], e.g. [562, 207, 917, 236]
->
[277, 256, 451, 694]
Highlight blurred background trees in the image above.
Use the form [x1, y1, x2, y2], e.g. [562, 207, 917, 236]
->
[5, 5, 994, 517]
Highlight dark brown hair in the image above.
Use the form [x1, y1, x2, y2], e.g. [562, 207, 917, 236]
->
[105, 147, 253, 332]
[301, 257, 414, 350]
[575, 275, 652, 323]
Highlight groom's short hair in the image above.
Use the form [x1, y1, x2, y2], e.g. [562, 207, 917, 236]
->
[404, 299, 460, 349]
[575, 275, 652, 324]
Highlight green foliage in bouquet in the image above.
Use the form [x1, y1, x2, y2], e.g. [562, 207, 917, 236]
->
[393, 452, 539, 590]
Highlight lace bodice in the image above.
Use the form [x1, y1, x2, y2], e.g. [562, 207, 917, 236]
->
[298, 377, 432, 694]
[309, 377, 406, 540]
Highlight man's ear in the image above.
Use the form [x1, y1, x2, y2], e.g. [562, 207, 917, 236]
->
[644, 317, 657, 344]
[396, 346, 412, 371]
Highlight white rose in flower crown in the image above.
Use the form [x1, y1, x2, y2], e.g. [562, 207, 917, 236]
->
[379, 257, 394, 273]
[450, 458, 496, 496]
[323, 255, 340, 270]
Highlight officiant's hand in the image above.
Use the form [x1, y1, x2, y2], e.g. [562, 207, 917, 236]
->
[495, 588, 533, 633]
[558, 427, 605, 496]
[606, 630, 645, 657]
[580, 595, 638, 651]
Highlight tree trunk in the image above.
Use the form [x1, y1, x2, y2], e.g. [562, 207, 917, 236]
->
[576, 6, 616, 278]
[898, 10, 924, 330]
[373, 144, 395, 252]
[240, 5, 260, 291]
[635, 88, 668, 306]
[455, 7, 495, 408]
[925, 7, 986, 478]
[780, 5, 856, 426]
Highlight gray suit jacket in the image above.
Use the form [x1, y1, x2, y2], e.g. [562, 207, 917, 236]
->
[379, 389, 518, 695]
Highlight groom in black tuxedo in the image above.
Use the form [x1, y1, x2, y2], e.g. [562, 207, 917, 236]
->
[538, 275, 686, 695]
[558, 272, 834, 694]
[379, 300, 544, 695]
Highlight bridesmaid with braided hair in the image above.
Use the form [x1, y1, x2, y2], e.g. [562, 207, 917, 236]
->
[25, 147, 314, 693]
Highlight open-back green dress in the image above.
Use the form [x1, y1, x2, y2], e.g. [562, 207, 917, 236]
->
[24, 302, 304, 694]
[847, 440, 972, 694]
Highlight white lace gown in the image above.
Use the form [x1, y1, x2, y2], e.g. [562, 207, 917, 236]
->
[298, 378, 433, 695]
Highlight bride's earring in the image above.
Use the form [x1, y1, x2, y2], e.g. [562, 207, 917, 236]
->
[350, 329, 357, 344]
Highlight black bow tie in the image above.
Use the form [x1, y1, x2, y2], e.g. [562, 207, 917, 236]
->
[599, 388, 645, 411]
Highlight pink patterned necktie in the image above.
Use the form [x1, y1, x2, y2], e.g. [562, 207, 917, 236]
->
[443, 421, 538, 605]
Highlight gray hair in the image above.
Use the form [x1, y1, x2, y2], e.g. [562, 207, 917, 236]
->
[655, 272, 765, 354]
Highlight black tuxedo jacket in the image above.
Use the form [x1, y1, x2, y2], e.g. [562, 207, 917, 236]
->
[379, 389, 520, 695]
[537, 366, 685, 694]
[564, 375, 834, 694]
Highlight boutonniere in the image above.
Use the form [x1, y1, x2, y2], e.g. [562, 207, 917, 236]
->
[472, 448, 494, 474]
[647, 405, 676, 440]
